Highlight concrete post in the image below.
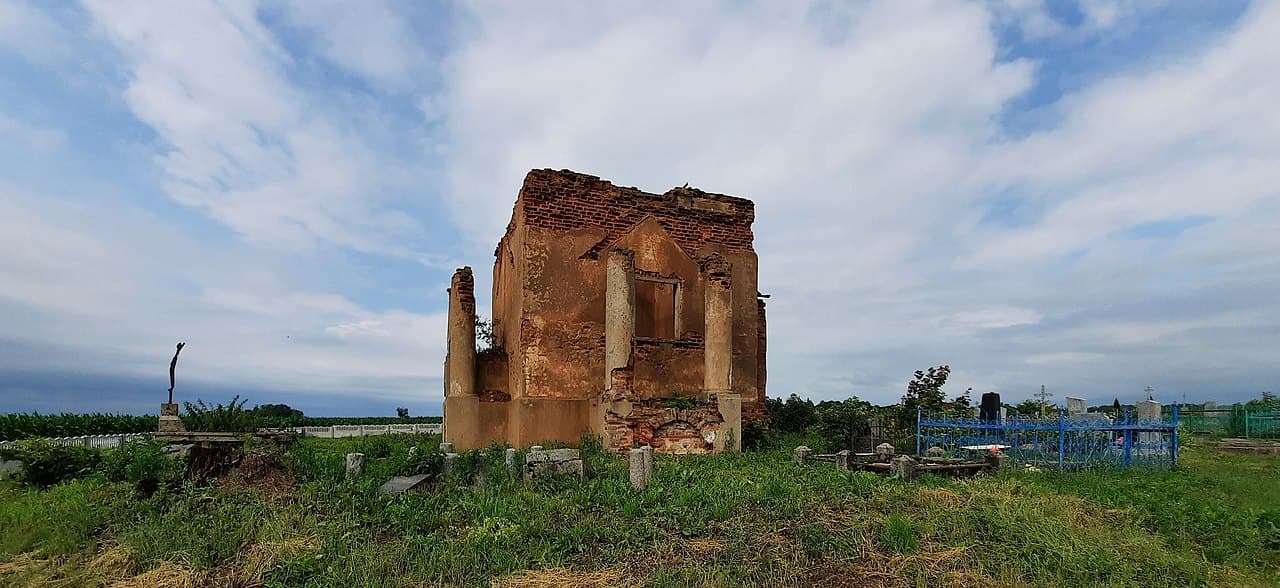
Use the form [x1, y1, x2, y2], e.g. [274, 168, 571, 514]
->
[793, 446, 812, 465]
[345, 453, 365, 478]
[505, 448, 519, 478]
[835, 450, 850, 471]
[629, 448, 647, 488]
[641, 445, 653, 481]
[702, 254, 737, 451]
[444, 267, 478, 447]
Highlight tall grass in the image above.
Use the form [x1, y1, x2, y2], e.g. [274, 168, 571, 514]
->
[1, 437, 1275, 587]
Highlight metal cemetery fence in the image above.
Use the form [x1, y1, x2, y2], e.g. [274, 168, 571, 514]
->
[1245, 411, 1280, 439]
[917, 408, 1179, 469]
[1167, 407, 1280, 438]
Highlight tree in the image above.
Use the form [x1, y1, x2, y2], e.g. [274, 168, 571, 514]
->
[396, 407, 410, 418]
[1112, 398, 1122, 414]
[476, 317, 500, 353]
[1014, 399, 1042, 416]
[815, 396, 873, 451]
[767, 394, 818, 434]
[251, 403, 303, 419]
[901, 365, 950, 415]
[1244, 391, 1279, 410]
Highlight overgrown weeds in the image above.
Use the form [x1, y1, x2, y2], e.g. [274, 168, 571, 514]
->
[0, 437, 1275, 587]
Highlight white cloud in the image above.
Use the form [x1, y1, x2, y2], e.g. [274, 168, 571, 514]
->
[438, 0, 1280, 404]
[81, 0, 437, 258]
[0, 183, 447, 402]
[270, 0, 428, 87]
[0, 1, 74, 62]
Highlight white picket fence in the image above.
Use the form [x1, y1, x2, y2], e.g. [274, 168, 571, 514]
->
[0, 433, 146, 450]
[284, 423, 441, 438]
[0, 423, 441, 449]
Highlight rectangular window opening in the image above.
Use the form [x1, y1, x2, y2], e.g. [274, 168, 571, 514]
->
[635, 278, 678, 339]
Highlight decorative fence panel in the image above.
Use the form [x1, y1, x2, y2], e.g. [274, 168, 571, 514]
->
[1177, 408, 1241, 436]
[1245, 411, 1280, 439]
[917, 408, 1179, 469]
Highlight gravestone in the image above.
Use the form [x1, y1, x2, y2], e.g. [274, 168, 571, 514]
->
[875, 443, 895, 462]
[1136, 399, 1162, 452]
[378, 474, 433, 496]
[793, 446, 812, 465]
[345, 453, 365, 478]
[980, 392, 1001, 423]
[890, 455, 917, 480]
[523, 447, 585, 480]
[834, 450, 850, 471]
[1066, 397, 1086, 416]
[924, 446, 946, 458]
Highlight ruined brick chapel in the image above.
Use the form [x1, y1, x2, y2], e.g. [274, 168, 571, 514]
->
[442, 169, 767, 453]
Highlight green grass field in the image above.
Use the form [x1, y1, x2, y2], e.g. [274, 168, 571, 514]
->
[1, 435, 1276, 587]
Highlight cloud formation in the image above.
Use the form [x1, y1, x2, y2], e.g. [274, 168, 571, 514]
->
[0, 0, 1275, 414]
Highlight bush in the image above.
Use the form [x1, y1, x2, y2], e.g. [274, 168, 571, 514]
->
[0, 438, 101, 487]
[400, 440, 445, 477]
[100, 437, 180, 489]
[182, 396, 258, 432]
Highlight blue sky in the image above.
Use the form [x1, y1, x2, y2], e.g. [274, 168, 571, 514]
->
[1, 0, 1277, 416]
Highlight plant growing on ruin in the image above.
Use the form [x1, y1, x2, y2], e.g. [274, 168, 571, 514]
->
[660, 394, 696, 410]
[476, 317, 504, 357]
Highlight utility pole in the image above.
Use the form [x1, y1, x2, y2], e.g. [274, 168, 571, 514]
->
[1035, 384, 1053, 418]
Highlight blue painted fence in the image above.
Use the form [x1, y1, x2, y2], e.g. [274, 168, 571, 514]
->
[917, 407, 1179, 469]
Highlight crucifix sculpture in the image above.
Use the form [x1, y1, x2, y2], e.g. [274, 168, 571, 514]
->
[168, 342, 186, 405]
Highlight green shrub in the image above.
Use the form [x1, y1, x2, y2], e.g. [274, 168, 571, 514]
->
[182, 396, 258, 432]
[401, 441, 445, 477]
[0, 438, 101, 487]
[660, 395, 696, 410]
[100, 437, 179, 488]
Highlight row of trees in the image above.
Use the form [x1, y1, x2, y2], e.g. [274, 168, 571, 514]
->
[765, 365, 972, 451]
[764, 362, 1280, 452]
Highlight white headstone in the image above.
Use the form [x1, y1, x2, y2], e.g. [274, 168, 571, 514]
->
[1066, 397, 1086, 415]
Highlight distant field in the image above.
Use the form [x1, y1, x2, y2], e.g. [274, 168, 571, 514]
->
[0, 413, 442, 441]
[1, 436, 1277, 587]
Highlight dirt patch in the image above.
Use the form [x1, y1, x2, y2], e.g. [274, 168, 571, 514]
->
[219, 446, 296, 497]
[492, 567, 624, 588]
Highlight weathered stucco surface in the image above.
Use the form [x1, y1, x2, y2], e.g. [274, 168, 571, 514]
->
[443, 169, 768, 452]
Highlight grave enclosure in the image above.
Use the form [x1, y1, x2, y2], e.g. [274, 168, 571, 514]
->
[918, 401, 1180, 469]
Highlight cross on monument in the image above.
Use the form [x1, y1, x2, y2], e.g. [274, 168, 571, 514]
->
[1035, 384, 1053, 417]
